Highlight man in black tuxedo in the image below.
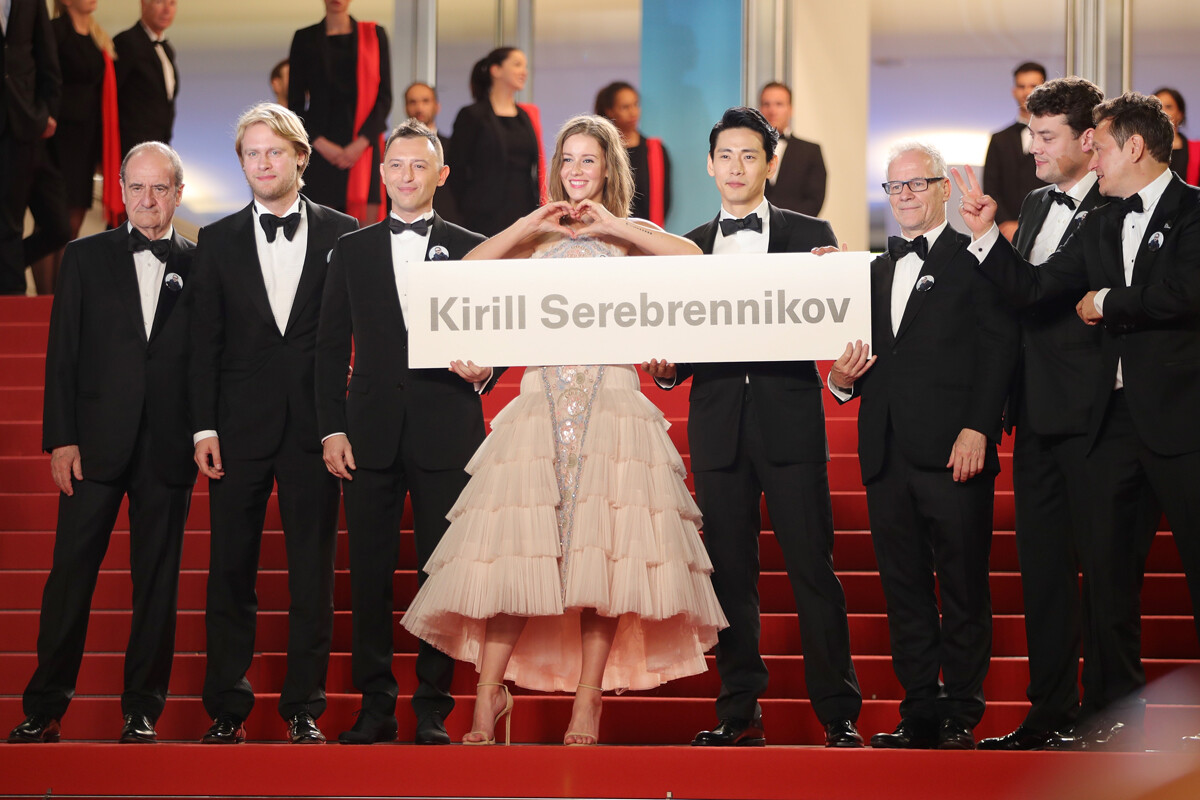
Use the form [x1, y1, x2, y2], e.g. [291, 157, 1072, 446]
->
[0, 0, 63, 294]
[316, 119, 498, 745]
[403, 82, 461, 225]
[983, 62, 1048, 242]
[644, 107, 863, 749]
[829, 141, 1018, 750]
[114, 0, 178, 156]
[957, 91, 1200, 751]
[759, 82, 827, 217]
[8, 143, 196, 744]
[977, 77, 1118, 751]
[190, 104, 358, 745]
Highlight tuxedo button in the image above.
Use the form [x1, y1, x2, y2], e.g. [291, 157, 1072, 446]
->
[396, 381, 405, 390]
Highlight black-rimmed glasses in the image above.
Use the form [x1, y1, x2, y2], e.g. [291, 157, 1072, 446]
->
[881, 177, 947, 195]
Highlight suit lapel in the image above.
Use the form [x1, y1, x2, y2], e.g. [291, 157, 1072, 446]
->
[1096, 203, 1128, 287]
[894, 227, 956, 341]
[367, 222, 406, 333]
[766, 203, 788, 253]
[284, 197, 330, 334]
[109, 227, 148, 343]
[695, 217, 720, 255]
[147, 232, 188, 343]
[1058, 183, 1103, 249]
[232, 204, 278, 330]
[875, 255, 898, 348]
[1015, 188, 1052, 259]
[1131, 177, 1184, 286]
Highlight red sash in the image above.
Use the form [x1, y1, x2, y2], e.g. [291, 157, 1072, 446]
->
[100, 51, 124, 227]
[346, 21, 385, 223]
[1188, 139, 1200, 187]
[518, 102, 548, 205]
[645, 137, 665, 227]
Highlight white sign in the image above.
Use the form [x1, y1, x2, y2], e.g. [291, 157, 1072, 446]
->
[407, 251, 873, 368]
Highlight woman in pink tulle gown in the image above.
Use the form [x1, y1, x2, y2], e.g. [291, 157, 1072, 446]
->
[401, 115, 726, 746]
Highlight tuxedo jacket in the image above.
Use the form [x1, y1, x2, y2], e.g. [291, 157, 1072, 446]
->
[1, 0, 61, 141]
[42, 225, 196, 485]
[288, 19, 391, 146]
[978, 174, 1200, 457]
[674, 203, 837, 472]
[847, 226, 1018, 484]
[983, 122, 1046, 225]
[315, 215, 500, 471]
[113, 21, 177, 153]
[764, 134, 826, 217]
[189, 197, 358, 459]
[1008, 182, 1104, 436]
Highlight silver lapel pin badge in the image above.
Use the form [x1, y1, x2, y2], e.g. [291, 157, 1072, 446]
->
[428, 245, 450, 261]
[164, 273, 183, 292]
[1148, 231, 1164, 252]
[915, 274, 935, 293]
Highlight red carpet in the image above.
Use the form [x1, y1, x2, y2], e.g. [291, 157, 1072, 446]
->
[2, 294, 1199, 799]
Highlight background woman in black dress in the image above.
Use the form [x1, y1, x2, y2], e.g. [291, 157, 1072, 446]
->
[1155, 87, 1198, 186]
[449, 47, 542, 236]
[288, 0, 391, 222]
[594, 81, 672, 226]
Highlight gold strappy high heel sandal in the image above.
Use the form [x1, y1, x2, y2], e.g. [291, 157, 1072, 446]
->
[463, 682, 513, 746]
[564, 683, 603, 746]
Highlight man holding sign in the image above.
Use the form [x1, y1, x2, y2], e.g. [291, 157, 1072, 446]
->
[645, 107, 863, 749]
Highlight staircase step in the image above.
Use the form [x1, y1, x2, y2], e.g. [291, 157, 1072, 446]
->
[0, 296, 54, 323]
[0, 323, 48, 355]
[0, 355, 44, 388]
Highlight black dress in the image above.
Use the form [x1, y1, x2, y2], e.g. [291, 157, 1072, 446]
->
[448, 102, 539, 236]
[626, 133, 671, 223]
[288, 20, 391, 212]
[1170, 135, 1192, 185]
[50, 16, 104, 210]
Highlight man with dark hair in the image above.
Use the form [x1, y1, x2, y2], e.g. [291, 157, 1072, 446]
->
[758, 81, 827, 217]
[270, 60, 289, 107]
[114, 0, 179, 156]
[975, 77, 1127, 751]
[317, 119, 499, 746]
[830, 140, 1018, 751]
[404, 83, 460, 224]
[957, 90, 1200, 751]
[9, 142, 195, 744]
[644, 107, 863, 749]
[983, 62, 1048, 242]
[190, 103, 358, 745]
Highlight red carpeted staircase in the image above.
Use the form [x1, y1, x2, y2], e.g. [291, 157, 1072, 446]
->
[2, 294, 1200, 799]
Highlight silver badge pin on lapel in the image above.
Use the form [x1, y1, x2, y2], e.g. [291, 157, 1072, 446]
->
[1075, 210, 1088, 222]
[164, 273, 183, 292]
[1149, 231, 1164, 251]
[915, 275, 935, 293]
[428, 245, 449, 261]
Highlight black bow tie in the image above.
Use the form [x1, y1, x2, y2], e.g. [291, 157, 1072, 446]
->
[129, 229, 170, 262]
[719, 213, 762, 236]
[153, 39, 169, 49]
[260, 212, 302, 243]
[1108, 194, 1144, 217]
[887, 235, 928, 261]
[1048, 189, 1077, 210]
[388, 216, 430, 236]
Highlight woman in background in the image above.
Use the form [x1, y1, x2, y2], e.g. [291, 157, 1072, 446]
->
[449, 47, 543, 236]
[1155, 88, 1198, 186]
[594, 81, 671, 227]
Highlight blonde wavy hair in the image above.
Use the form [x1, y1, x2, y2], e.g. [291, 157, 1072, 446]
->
[548, 115, 634, 218]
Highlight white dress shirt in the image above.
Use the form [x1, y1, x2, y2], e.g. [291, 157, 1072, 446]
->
[1, 0, 10, 35]
[129, 223, 170, 340]
[141, 22, 176, 101]
[1028, 171, 1097, 266]
[389, 211, 436, 328]
[253, 198, 309, 335]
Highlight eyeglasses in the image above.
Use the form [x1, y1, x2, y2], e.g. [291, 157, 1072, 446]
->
[881, 177, 947, 195]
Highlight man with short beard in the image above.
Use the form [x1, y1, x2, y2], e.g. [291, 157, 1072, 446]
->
[189, 103, 358, 744]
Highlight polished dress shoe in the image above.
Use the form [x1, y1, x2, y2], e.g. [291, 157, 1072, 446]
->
[824, 718, 864, 748]
[338, 710, 398, 744]
[202, 714, 246, 744]
[1080, 719, 1144, 752]
[1181, 733, 1200, 751]
[870, 719, 938, 749]
[692, 715, 766, 747]
[414, 711, 451, 745]
[119, 713, 157, 743]
[287, 713, 325, 744]
[978, 725, 1056, 751]
[937, 719, 976, 750]
[8, 715, 61, 743]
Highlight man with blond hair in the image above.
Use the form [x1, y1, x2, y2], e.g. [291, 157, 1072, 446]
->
[190, 103, 357, 744]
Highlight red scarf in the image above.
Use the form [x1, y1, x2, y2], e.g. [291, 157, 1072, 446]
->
[101, 51, 124, 227]
[1188, 139, 1200, 187]
[346, 21, 385, 223]
[518, 102, 548, 205]
[645, 137, 665, 227]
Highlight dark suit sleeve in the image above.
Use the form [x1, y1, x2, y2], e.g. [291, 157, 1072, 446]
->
[356, 25, 391, 141]
[798, 143, 827, 217]
[662, 142, 672, 219]
[976, 229, 1090, 309]
[113, 29, 135, 91]
[448, 105, 480, 206]
[1102, 208, 1200, 326]
[33, 0, 62, 123]
[286, 30, 309, 125]
[983, 132, 1019, 224]
[42, 245, 83, 451]
[187, 228, 225, 434]
[315, 239, 353, 438]
[965, 271, 1019, 441]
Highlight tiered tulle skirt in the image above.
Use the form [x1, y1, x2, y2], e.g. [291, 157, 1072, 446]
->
[401, 365, 727, 692]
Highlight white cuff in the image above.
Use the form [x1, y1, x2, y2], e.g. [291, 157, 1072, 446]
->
[321, 432, 346, 444]
[968, 224, 1001, 263]
[193, 430, 218, 446]
[826, 372, 853, 400]
[1093, 288, 1109, 314]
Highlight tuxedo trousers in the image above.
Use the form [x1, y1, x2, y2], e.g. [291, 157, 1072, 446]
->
[24, 420, 192, 721]
[341, 437, 469, 722]
[1083, 391, 1194, 722]
[694, 388, 861, 724]
[1011, 426, 1101, 731]
[0, 136, 69, 294]
[201, 429, 339, 722]
[865, 427, 994, 727]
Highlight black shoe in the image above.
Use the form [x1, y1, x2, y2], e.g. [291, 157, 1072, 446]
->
[978, 724, 1056, 751]
[287, 713, 325, 744]
[870, 719, 938, 749]
[1040, 723, 1087, 751]
[338, 710, 398, 745]
[824, 718, 864, 748]
[692, 715, 766, 747]
[415, 711, 451, 745]
[1182, 733, 1200, 751]
[937, 719, 976, 750]
[1080, 719, 1144, 752]
[202, 714, 246, 744]
[119, 713, 157, 743]
[7, 715, 61, 743]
